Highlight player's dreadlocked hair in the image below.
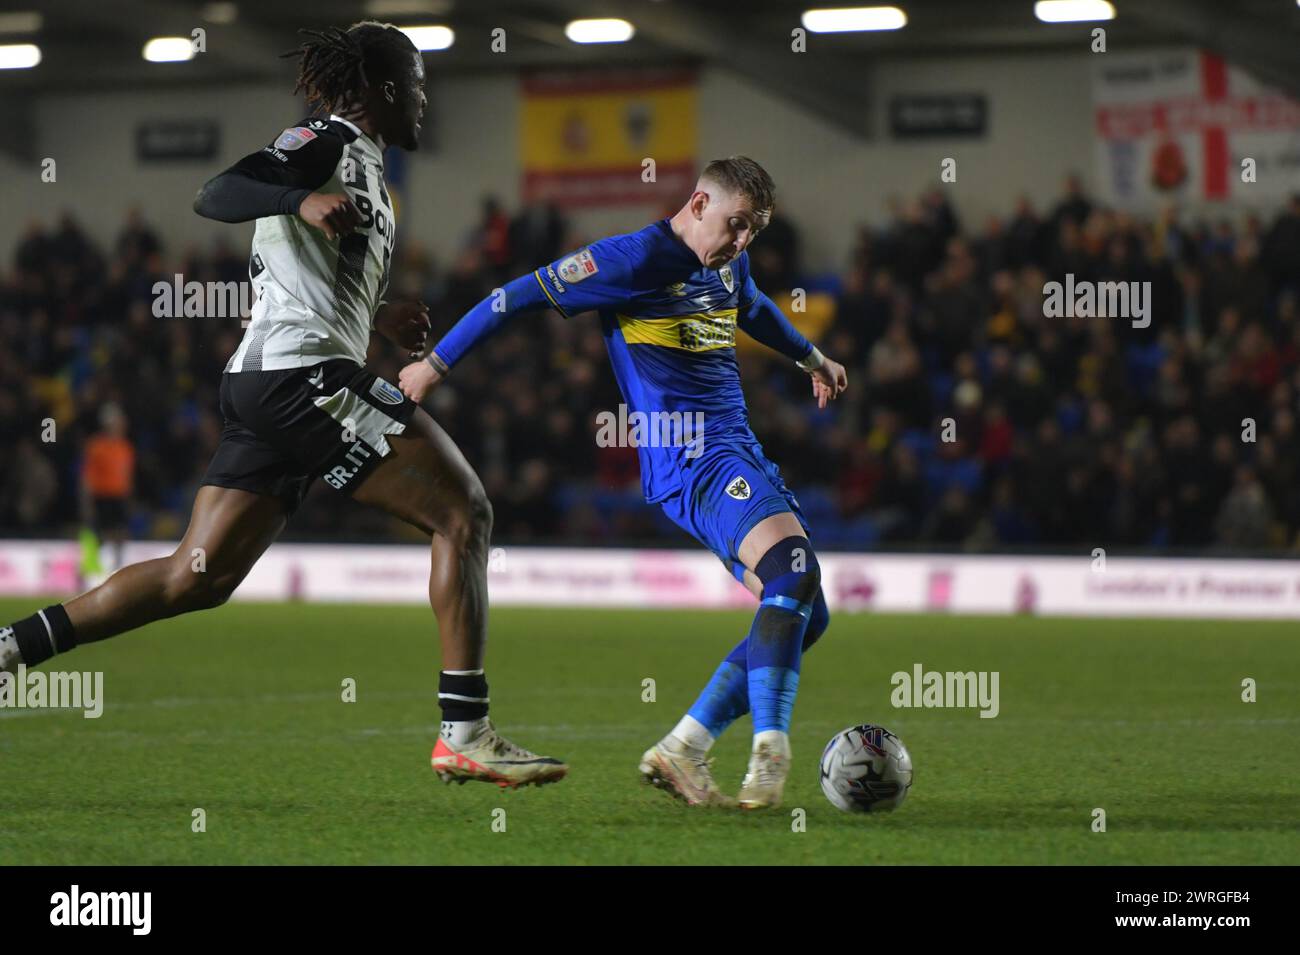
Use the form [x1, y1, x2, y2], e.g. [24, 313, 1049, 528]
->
[283, 21, 417, 113]
[700, 156, 776, 215]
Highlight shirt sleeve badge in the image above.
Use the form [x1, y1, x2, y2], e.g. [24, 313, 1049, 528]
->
[274, 127, 318, 151]
[558, 248, 599, 284]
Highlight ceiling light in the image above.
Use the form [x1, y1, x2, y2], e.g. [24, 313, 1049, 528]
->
[143, 37, 195, 62]
[565, 18, 635, 44]
[0, 42, 40, 68]
[801, 6, 908, 32]
[399, 25, 454, 51]
[1033, 1, 1116, 23]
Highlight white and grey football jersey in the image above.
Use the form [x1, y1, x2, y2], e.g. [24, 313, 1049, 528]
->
[224, 115, 395, 372]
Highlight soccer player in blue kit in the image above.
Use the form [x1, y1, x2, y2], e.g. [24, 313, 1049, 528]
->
[399, 157, 848, 808]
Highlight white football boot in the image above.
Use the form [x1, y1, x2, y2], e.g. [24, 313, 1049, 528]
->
[431, 720, 568, 789]
[738, 732, 792, 810]
[0, 626, 20, 675]
[639, 739, 736, 807]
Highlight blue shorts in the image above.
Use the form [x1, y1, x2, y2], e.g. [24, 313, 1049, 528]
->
[659, 438, 810, 575]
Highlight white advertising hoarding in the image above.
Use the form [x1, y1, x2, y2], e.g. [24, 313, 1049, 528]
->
[4, 540, 1300, 619]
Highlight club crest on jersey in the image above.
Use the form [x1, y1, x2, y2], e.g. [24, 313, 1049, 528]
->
[369, 377, 405, 406]
[718, 265, 735, 293]
[274, 126, 317, 151]
[725, 476, 752, 500]
[558, 249, 599, 285]
[665, 282, 687, 297]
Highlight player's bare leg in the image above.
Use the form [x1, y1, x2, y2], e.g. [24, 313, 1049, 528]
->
[737, 567, 762, 600]
[1, 486, 286, 673]
[352, 410, 490, 671]
[351, 406, 567, 789]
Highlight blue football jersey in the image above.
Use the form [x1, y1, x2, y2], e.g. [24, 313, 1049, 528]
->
[533, 220, 761, 503]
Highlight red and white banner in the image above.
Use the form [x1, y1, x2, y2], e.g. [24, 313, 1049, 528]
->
[6, 541, 1300, 620]
[1092, 49, 1300, 205]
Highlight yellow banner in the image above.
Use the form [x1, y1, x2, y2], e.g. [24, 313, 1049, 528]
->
[520, 68, 697, 206]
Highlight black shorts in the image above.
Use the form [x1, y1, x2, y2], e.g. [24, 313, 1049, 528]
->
[201, 359, 418, 515]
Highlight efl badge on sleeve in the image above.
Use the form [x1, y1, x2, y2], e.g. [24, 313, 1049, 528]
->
[274, 127, 318, 151]
[558, 248, 599, 284]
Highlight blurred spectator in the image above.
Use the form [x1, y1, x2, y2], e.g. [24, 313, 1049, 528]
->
[1051, 172, 1093, 231]
[1262, 194, 1300, 299]
[509, 201, 566, 271]
[3, 438, 58, 530]
[116, 205, 162, 267]
[1215, 465, 1274, 549]
[81, 403, 135, 569]
[6, 183, 1300, 555]
[476, 196, 512, 281]
[748, 214, 799, 293]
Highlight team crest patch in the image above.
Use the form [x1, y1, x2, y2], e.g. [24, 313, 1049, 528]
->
[725, 476, 751, 500]
[666, 282, 687, 297]
[718, 265, 735, 293]
[369, 377, 405, 406]
[558, 248, 599, 284]
[274, 126, 317, 151]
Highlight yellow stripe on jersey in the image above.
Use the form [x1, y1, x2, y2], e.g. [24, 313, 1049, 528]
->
[617, 309, 738, 352]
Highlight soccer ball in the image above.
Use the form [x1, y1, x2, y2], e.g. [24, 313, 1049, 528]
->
[819, 724, 913, 813]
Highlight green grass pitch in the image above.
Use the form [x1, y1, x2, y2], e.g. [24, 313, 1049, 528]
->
[2, 597, 1297, 865]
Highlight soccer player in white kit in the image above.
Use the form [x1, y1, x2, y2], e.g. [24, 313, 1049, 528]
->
[0, 21, 566, 789]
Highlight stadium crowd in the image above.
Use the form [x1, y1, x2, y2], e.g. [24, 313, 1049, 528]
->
[3, 179, 1300, 553]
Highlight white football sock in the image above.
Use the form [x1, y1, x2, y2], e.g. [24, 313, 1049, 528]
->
[667, 714, 714, 754]
[753, 729, 790, 755]
[440, 716, 490, 747]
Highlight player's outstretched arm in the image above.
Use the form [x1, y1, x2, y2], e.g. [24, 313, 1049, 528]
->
[739, 289, 848, 409]
[397, 272, 551, 402]
[399, 240, 637, 402]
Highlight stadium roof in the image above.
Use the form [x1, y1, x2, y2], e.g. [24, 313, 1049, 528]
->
[2, 0, 1297, 138]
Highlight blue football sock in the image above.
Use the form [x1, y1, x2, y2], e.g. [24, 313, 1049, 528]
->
[686, 655, 749, 737]
[747, 603, 806, 734]
[686, 589, 830, 737]
[747, 537, 821, 734]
